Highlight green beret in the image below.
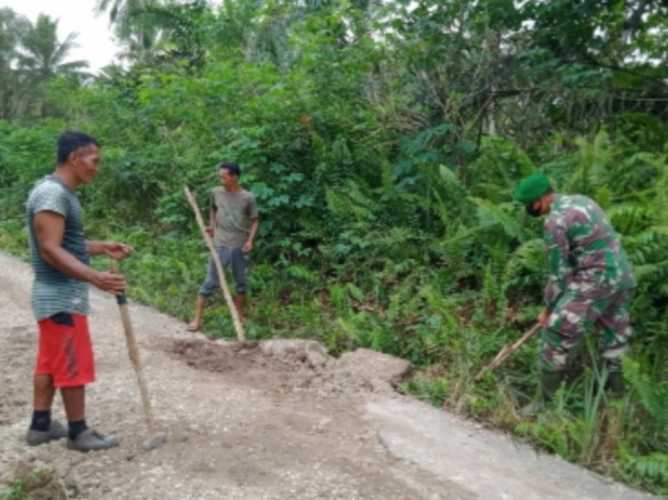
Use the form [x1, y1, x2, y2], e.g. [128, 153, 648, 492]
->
[513, 172, 551, 204]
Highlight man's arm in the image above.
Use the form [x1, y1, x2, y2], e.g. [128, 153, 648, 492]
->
[86, 240, 133, 259]
[33, 211, 126, 294]
[205, 190, 217, 237]
[242, 217, 259, 253]
[206, 206, 217, 237]
[542, 221, 571, 314]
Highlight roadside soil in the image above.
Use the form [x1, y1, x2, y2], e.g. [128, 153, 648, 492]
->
[0, 252, 656, 499]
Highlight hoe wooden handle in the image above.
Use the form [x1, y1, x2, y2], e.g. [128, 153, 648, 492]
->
[475, 323, 541, 381]
[111, 260, 154, 431]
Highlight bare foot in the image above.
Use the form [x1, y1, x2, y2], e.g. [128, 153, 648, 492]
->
[186, 321, 201, 332]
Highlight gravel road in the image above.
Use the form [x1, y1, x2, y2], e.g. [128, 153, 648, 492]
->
[0, 251, 655, 500]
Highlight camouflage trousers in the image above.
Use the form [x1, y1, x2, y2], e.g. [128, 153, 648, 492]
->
[541, 287, 634, 373]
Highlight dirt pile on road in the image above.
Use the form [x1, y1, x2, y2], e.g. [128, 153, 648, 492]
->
[169, 338, 412, 397]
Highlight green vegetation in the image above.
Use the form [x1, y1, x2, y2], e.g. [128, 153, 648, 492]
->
[1, 0, 667, 494]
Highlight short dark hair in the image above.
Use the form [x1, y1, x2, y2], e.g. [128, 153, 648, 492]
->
[218, 162, 241, 177]
[57, 131, 99, 164]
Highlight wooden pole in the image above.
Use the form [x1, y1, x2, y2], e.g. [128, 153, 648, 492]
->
[111, 260, 154, 432]
[474, 323, 541, 381]
[184, 186, 246, 341]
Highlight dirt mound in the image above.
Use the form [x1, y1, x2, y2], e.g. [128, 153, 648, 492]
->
[171, 340, 265, 374]
[169, 339, 323, 397]
[259, 339, 331, 369]
[168, 338, 412, 397]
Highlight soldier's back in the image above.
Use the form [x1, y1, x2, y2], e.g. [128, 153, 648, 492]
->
[547, 194, 636, 290]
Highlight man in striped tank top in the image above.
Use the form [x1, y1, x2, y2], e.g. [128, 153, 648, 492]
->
[25, 131, 133, 452]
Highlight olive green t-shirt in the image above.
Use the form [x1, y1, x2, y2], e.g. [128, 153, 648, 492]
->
[210, 187, 258, 248]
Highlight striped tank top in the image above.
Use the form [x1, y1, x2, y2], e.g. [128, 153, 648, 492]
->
[26, 175, 90, 320]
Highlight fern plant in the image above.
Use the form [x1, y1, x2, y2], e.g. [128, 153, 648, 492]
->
[502, 238, 544, 294]
[621, 450, 668, 492]
[623, 358, 668, 444]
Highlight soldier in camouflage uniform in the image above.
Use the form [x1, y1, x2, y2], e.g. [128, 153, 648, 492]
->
[513, 172, 636, 409]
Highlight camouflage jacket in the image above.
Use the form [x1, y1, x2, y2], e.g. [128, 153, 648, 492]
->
[543, 194, 636, 309]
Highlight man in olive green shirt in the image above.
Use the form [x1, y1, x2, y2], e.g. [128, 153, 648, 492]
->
[187, 162, 259, 331]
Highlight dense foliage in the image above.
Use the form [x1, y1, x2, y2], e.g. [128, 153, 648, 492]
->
[1, 0, 667, 494]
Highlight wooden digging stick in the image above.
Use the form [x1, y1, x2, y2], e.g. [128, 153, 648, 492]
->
[474, 323, 541, 381]
[184, 186, 246, 341]
[110, 260, 154, 432]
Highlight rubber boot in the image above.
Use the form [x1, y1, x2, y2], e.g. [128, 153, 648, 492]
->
[233, 294, 246, 324]
[520, 370, 564, 417]
[606, 370, 625, 397]
[541, 370, 564, 398]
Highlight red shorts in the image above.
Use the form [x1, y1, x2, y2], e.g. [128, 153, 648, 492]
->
[35, 313, 96, 388]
